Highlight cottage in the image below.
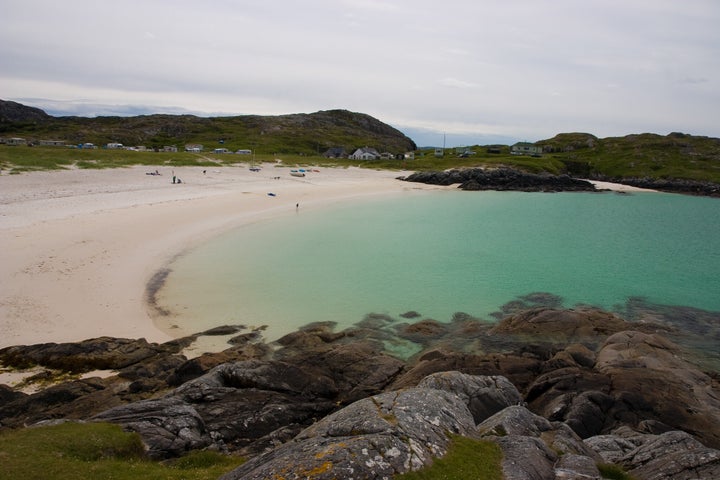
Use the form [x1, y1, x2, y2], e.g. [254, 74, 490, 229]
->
[163, 145, 178, 153]
[106, 142, 124, 149]
[6, 137, 27, 146]
[235, 149, 252, 155]
[350, 147, 380, 160]
[185, 144, 203, 152]
[511, 142, 542, 156]
[213, 148, 231, 154]
[38, 140, 66, 147]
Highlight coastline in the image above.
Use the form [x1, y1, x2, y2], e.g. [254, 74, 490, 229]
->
[0, 164, 424, 349]
[0, 167, 651, 350]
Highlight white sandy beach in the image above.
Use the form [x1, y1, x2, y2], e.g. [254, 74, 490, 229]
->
[0, 166, 652, 350]
[0, 164, 426, 349]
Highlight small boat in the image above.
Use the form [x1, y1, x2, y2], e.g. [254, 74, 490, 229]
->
[290, 170, 305, 177]
[267, 192, 276, 197]
[249, 167, 261, 172]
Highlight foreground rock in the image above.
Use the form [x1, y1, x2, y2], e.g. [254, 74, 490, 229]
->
[93, 340, 404, 458]
[526, 330, 720, 449]
[477, 405, 603, 480]
[587, 428, 720, 480]
[222, 373, 720, 480]
[223, 372, 518, 479]
[2, 306, 720, 478]
[223, 387, 474, 479]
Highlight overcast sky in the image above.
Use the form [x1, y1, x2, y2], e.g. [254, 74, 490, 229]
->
[2, 0, 718, 146]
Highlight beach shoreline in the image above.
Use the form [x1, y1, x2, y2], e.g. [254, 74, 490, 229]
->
[0, 166, 648, 350]
[0, 164, 426, 349]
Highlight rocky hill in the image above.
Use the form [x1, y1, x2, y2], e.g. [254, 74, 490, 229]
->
[0, 100, 417, 154]
[0, 100, 51, 123]
[537, 131, 720, 185]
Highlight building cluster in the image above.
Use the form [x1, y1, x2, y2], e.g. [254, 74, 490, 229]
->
[2, 137, 542, 159]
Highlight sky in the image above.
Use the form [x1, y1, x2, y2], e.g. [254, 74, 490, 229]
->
[2, 1, 719, 147]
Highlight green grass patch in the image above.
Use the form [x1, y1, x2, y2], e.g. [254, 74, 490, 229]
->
[395, 435, 503, 480]
[598, 463, 637, 480]
[0, 422, 244, 480]
[0, 145, 565, 175]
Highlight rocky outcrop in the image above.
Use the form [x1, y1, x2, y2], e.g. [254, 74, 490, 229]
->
[88, 338, 405, 458]
[221, 387, 475, 479]
[401, 168, 597, 192]
[222, 371, 519, 479]
[2, 306, 720, 478]
[524, 330, 720, 449]
[588, 428, 720, 480]
[599, 175, 720, 197]
[477, 405, 603, 480]
[595, 331, 720, 447]
[0, 337, 183, 372]
[93, 396, 211, 458]
[221, 382, 720, 480]
[489, 307, 631, 344]
[417, 372, 522, 423]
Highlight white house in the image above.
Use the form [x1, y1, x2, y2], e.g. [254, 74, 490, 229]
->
[350, 147, 380, 160]
[185, 144, 203, 152]
[511, 142, 542, 156]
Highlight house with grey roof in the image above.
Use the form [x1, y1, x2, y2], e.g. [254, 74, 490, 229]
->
[350, 147, 380, 160]
[511, 142, 542, 156]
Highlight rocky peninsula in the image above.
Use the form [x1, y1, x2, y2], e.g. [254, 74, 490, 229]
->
[401, 167, 599, 192]
[2, 302, 720, 479]
[401, 166, 720, 196]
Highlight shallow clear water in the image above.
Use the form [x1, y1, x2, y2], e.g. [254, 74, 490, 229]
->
[155, 190, 720, 342]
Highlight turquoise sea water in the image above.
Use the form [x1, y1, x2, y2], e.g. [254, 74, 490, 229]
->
[155, 190, 720, 342]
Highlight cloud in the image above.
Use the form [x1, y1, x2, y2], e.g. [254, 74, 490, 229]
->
[2, 0, 719, 145]
[437, 78, 482, 89]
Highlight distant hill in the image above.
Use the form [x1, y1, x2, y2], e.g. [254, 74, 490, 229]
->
[536, 131, 720, 183]
[0, 100, 417, 154]
[0, 100, 51, 123]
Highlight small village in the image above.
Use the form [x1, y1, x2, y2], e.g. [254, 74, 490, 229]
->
[0, 136, 543, 160]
